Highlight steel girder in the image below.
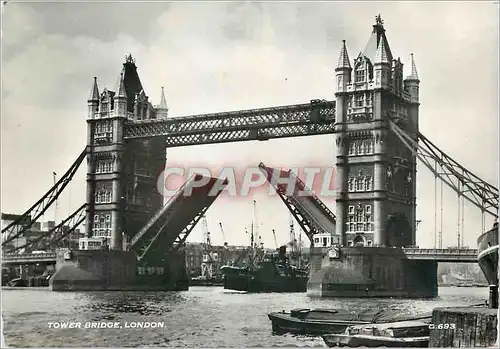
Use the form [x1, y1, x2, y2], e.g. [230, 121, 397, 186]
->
[390, 121, 498, 217]
[2, 149, 86, 246]
[128, 174, 227, 261]
[10, 204, 86, 252]
[258, 163, 336, 245]
[123, 100, 336, 145]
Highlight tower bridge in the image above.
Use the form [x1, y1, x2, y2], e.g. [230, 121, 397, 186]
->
[2, 16, 497, 294]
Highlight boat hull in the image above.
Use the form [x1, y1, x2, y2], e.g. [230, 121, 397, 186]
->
[221, 264, 308, 293]
[477, 226, 499, 286]
[322, 334, 429, 348]
[268, 312, 366, 335]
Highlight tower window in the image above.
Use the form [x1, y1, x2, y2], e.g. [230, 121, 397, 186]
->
[348, 143, 355, 155]
[356, 178, 364, 191]
[364, 176, 372, 191]
[355, 69, 365, 83]
[348, 206, 354, 214]
[365, 205, 372, 214]
[355, 94, 364, 107]
[348, 178, 354, 192]
[364, 141, 373, 154]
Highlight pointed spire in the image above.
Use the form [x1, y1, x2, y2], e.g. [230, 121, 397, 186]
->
[159, 87, 168, 110]
[406, 53, 419, 80]
[88, 77, 99, 102]
[116, 72, 127, 98]
[336, 40, 351, 69]
[374, 36, 390, 64]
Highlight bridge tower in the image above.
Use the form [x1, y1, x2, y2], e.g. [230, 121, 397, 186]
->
[85, 54, 168, 251]
[334, 15, 420, 248]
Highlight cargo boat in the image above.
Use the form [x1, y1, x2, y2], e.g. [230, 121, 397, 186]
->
[322, 320, 430, 347]
[221, 246, 308, 293]
[268, 308, 432, 335]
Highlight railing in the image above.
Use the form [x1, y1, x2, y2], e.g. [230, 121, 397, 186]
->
[402, 248, 478, 255]
[2, 252, 57, 262]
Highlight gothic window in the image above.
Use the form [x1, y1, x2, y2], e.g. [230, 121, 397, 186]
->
[96, 160, 113, 174]
[356, 177, 364, 191]
[95, 185, 112, 204]
[364, 176, 372, 191]
[364, 141, 373, 154]
[105, 215, 111, 229]
[355, 94, 364, 107]
[354, 142, 362, 155]
[348, 143, 355, 155]
[355, 66, 366, 83]
[348, 206, 354, 214]
[348, 178, 354, 192]
[365, 205, 372, 214]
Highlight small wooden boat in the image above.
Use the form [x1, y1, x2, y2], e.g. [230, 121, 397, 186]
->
[268, 308, 431, 335]
[322, 320, 430, 347]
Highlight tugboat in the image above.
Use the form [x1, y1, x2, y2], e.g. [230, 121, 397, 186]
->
[221, 245, 309, 293]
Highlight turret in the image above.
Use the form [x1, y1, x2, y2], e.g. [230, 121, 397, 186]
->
[335, 40, 352, 93]
[87, 77, 99, 119]
[373, 36, 391, 88]
[404, 53, 420, 104]
[156, 87, 169, 119]
[114, 72, 127, 116]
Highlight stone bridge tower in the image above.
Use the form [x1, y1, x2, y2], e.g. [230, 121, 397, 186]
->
[85, 55, 169, 251]
[334, 15, 420, 248]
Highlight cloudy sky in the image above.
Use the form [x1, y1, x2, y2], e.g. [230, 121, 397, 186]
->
[2, 1, 498, 248]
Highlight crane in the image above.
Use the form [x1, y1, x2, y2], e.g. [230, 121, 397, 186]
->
[289, 213, 296, 254]
[200, 215, 216, 279]
[219, 222, 228, 247]
[272, 229, 278, 248]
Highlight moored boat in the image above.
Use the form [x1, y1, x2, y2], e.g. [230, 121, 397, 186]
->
[322, 320, 430, 347]
[477, 223, 498, 286]
[268, 308, 432, 335]
[221, 245, 309, 293]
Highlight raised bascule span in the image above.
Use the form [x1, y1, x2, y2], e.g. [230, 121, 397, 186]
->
[127, 174, 227, 261]
[258, 163, 337, 245]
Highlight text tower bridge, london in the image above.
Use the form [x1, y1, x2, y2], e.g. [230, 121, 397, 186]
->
[2, 16, 497, 271]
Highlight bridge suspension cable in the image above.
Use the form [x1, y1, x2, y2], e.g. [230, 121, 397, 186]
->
[10, 204, 86, 252]
[390, 121, 498, 218]
[1, 149, 86, 246]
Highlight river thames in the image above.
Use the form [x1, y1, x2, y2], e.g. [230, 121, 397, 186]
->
[2, 286, 488, 347]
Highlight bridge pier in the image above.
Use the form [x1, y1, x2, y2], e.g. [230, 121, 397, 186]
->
[307, 247, 438, 298]
[49, 249, 188, 291]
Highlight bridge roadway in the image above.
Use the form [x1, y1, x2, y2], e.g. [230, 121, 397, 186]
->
[2, 248, 478, 265]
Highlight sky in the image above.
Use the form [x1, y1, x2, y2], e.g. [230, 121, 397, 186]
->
[1, 1, 498, 249]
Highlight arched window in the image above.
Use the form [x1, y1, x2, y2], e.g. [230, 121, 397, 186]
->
[356, 177, 364, 191]
[355, 64, 366, 83]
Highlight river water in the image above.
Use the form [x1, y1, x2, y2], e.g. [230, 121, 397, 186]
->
[2, 286, 488, 347]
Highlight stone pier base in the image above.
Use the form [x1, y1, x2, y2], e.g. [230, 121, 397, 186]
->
[307, 247, 437, 298]
[429, 307, 498, 347]
[49, 249, 188, 291]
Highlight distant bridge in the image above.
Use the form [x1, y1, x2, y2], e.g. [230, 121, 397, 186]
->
[2, 248, 478, 265]
[2, 252, 57, 265]
[402, 248, 478, 262]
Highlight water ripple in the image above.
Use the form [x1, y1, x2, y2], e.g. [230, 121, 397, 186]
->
[2, 286, 488, 347]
